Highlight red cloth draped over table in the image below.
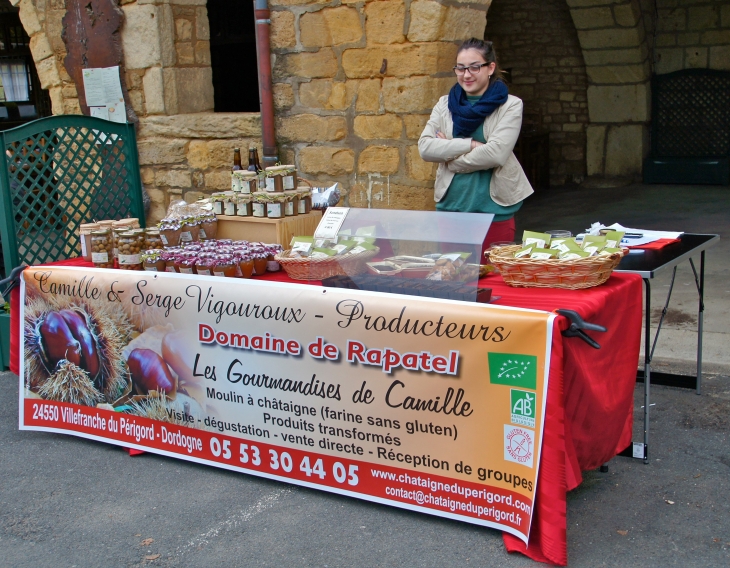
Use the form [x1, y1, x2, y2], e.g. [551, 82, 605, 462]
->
[9, 259, 643, 566]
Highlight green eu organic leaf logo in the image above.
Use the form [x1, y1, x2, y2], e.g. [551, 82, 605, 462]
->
[488, 353, 537, 389]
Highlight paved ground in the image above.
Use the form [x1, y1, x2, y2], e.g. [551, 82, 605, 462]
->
[2, 183, 728, 567]
[1, 370, 728, 568]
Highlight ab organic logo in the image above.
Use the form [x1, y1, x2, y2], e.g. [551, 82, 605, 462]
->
[488, 353, 537, 389]
[510, 389, 536, 428]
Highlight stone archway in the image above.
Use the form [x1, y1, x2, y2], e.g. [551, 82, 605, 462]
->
[565, 0, 654, 179]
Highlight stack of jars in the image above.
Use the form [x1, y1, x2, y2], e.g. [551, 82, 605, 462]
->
[158, 214, 218, 247]
[138, 239, 283, 278]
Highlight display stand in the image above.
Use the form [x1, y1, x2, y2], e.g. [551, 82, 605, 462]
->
[216, 210, 322, 246]
[315, 209, 493, 303]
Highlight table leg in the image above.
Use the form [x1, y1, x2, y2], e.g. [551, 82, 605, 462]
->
[643, 278, 651, 465]
[697, 250, 705, 395]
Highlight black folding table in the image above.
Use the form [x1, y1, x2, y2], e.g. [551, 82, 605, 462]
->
[614, 233, 720, 463]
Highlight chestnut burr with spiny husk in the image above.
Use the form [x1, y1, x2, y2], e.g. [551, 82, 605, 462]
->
[25, 297, 133, 405]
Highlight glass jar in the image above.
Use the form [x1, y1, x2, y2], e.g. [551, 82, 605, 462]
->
[159, 219, 182, 247]
[238, 254, 255, 278]
[112, 220, 135, 263]
[161, 250, 178, 272]
[266, 245, 282, 272]
[211, 193, 226, 215]
[298, 189, 312, 214]
[199, 213, 218, 241]
[238, 172, 257, 194]
[253, 252, 269, 275]
[141, 250, 166, 272]
[78, 222, 99, 261]
[178, 257, 197, 274]
[252, 193, 268, 218]
[213, 255, 237, 277]
[144, 228, 164, 250]
[266, 195, 285, 219]
[117, 231, 144, 270]
[264, 165, 296, 192]
[195, 257, 217, 276]
[90, 229, 113, 268]
[180, 218, 200, 244]
[236, 196, 252, 217]
[223, 196, 237, 216]
[284, 191, 299, 217]
[119, 217, 140, 229]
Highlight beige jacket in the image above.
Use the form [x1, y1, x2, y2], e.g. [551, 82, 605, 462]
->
[418, 94, 534, 206]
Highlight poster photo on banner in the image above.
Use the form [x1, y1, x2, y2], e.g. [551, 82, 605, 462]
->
[19, 266, 554, 543]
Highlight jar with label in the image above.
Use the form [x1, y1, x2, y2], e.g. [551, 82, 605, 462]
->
[90, 229, 113, 268]
[161, 250, 178, 272]
[252, 192, 268, 218]
[141, 250, 166, 272]
[211, 193, 226, 215]
[266, 245, 282, 271]
[158, 219, 182, 247]
[78, 222, 99, 261]
[238, 253, 255, 278]
[264, 165, 296, 192]
[234, 171, 257, 194]
[112, 220, 135, 263]
[144, 228, 164, 250]
[117, 232, 144, 270]
[213, 255, 237, 277]
[195, 257, 217, 276]
[298, 189, 312, 214]
[266, 194, 285, 219]
[199, 212, 218, 241]
[223, 196, 237, 216]
[236, 195, 252, 217]
[180, 217, 200, 244]
[283, 191, 299, 217]
[178, 256, 198, 274]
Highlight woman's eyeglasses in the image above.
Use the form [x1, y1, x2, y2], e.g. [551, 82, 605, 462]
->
[453, 63, 489, 75]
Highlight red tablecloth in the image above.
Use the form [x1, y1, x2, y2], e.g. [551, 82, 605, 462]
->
[9, 260, 643, 565]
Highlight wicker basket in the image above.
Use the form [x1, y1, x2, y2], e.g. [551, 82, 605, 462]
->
[488, 244, 626, 289]
[275, 247, 379, 281]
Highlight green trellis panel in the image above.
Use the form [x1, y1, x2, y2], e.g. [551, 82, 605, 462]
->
[0, 115, 145, 275]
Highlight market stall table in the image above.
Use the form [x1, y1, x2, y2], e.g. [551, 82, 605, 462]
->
[8, 259, 642, 566]
[615, 233, 719, 464]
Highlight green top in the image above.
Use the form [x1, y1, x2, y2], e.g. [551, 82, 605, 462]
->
[436, 96, 522, 221]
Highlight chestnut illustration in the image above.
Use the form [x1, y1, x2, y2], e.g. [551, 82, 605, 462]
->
[128, 348, 177, 396]
[40, 312, 82, 369]
[59, 309, 100, 379]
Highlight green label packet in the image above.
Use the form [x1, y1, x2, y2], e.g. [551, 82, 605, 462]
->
[488, 353, 538, 390]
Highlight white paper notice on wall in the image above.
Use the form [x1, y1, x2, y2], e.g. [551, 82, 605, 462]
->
[314, 207, 350, 240]
[82, 66, 126, 123]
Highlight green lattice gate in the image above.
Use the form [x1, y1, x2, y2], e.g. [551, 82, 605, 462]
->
[0, 115, 145, 276]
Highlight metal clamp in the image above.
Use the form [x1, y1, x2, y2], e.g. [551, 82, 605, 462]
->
[556, 308, 607, 349]
[0, 265, 25, 298]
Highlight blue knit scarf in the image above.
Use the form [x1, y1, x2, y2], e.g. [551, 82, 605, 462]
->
[448, 81, 509, 138]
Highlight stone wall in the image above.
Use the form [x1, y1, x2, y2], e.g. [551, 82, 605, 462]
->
[15, 0, 261, 225]
[270, 0, 490, 210]
[486, 0, 589, 186]
[654, 0, 730, 73]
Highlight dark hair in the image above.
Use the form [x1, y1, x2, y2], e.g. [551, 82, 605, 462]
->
[457, 38, 503, 87]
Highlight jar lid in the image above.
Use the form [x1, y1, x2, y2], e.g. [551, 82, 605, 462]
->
[112, 220, 134, 228]
[79, 223, 99, 230]
[90, 229, 110, 235]
[119, 217, 140, 226]
[145, 228, 160, 234]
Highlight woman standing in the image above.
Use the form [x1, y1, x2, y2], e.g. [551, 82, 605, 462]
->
[418, 38, 533, 258]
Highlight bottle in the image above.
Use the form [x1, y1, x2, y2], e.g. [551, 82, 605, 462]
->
[253, 147, 263, 172]
[232, 148, 242, 171]
[247, 147, 258, 172]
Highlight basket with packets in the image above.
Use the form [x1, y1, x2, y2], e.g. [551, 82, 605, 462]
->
[488, 231, 627, 289]
[275, 236, 379, 281]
